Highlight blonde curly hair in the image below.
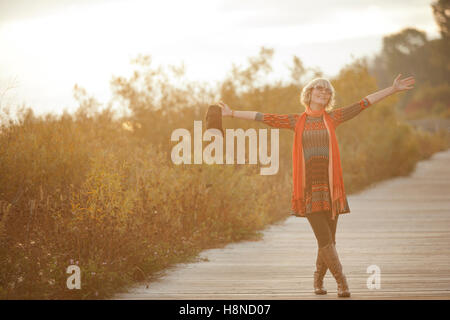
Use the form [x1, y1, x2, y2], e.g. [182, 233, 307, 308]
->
[300, 78, 336, 112]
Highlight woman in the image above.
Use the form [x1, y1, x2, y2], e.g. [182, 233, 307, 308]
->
[218, 74, 415, 298]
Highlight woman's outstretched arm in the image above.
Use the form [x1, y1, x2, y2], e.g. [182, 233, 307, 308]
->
[218, 101, 258, 120]
[330, 74, 415, 126]
[365, 74, 415, 105]
[218, 101, 298, 129]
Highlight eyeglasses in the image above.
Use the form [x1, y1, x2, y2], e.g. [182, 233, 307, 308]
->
[313, 85, 332, 94]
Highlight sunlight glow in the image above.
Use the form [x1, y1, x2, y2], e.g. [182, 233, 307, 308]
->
[0, 0, 440, 116]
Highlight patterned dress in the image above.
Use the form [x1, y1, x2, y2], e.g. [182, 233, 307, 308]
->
[255, 98, 371, 217]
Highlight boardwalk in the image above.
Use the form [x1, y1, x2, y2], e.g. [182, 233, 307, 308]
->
[115, 149, 450, 300]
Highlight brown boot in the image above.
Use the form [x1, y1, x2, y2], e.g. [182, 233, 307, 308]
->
[318, 242, 351, 298]
[314, 250, 327, 295]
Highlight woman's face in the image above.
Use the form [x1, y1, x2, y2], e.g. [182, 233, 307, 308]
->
[310, 84, 332, 108]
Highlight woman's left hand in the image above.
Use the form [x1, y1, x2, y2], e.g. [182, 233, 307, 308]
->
[392, 74, 415, 92]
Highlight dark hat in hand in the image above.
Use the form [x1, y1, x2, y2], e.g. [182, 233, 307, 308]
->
[205, 104, 224, 136]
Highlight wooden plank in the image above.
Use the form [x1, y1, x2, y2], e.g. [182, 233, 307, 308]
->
[113, 149, 450, 300]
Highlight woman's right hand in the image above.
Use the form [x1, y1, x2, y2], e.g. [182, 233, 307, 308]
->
[218, 101, 233, 117]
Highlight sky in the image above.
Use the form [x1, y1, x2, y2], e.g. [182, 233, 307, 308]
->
[0, 0, 441, 118]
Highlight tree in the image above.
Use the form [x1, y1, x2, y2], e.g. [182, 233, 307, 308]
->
[432, 0, 450, 39]
[381, 28, 428, 80]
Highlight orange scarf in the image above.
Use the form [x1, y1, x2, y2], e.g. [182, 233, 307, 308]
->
[291, 105, 346, 220]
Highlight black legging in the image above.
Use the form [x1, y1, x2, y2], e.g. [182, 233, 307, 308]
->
[306, 211, 339, 248]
